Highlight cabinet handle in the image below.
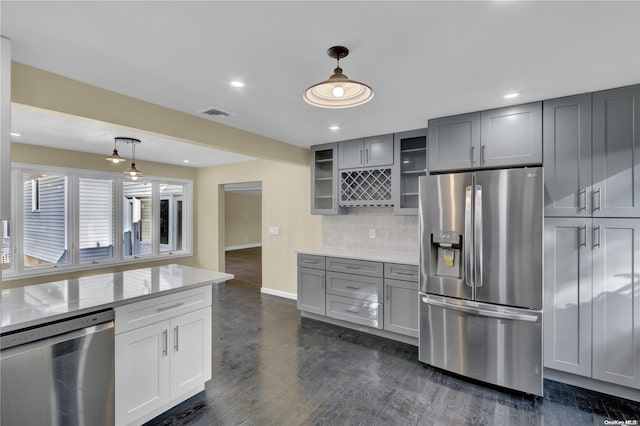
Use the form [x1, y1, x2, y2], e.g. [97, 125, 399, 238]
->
[481, 145, 486, 165]
[360, 149, 363, 164]
[346, 307, 361, 314]
[593, 225, 601, 248]
[592, 188, 601, 213]
[366, 148, 369, 163]
[386, 285, 390, 301]
[578, 225, 587, 247]
[394, 271, 416, 276]
[470, 146, 475, 164]
[345, 285, 361, 290]
[157, 302, 184, 312]
[578, 188, 587, 211]
[174, 326, 179, 352]
[162, 329, 168, 356]
[345, 265, 361, 270]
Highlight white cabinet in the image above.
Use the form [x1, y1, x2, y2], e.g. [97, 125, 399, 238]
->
[115, 287, 212, 426]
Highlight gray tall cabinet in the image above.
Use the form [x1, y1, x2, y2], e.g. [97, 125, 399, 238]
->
[544, 85, 640, 390]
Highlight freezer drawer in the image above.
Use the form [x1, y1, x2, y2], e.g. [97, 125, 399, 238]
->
[419, 294, 543, 395]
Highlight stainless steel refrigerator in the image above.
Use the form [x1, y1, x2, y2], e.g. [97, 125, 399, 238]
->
[418, 167, 543, 396]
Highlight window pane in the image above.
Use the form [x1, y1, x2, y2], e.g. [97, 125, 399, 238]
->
[23, 172, 69, 268]
[159, 184, 184, 253]
[2, 220, 11, 271]
[79, 178, 114, 263]
[123, 181, 152, 257]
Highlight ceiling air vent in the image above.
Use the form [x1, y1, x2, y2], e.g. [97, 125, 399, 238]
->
[199, 107, 235, 118]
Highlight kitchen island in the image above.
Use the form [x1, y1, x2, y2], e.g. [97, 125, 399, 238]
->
[1, 264, 233, 426]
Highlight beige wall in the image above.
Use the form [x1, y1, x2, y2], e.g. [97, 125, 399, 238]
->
[197, 159, 322, 295]
[224, 192, 262, 248]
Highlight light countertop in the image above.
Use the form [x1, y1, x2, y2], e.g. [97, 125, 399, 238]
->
[297, 247, 418, 266]
[1, 264, 233, 333]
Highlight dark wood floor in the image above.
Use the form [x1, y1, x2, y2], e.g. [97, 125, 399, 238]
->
[224, 247, 262, 288]
[146, 252, 640, 426]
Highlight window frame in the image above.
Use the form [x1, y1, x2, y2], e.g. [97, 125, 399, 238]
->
[3, 163, 193, 281]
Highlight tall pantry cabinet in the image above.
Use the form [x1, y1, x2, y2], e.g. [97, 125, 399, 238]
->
[543, 85, 640, 390]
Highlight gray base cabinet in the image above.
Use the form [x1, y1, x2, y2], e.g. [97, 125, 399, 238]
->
[297, 259, 326, 316]
[544, 218, 640, 390]
[296, 254, 419, 343]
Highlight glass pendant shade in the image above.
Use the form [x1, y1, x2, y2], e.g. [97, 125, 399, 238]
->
[116, 137, 143, 180]
[124, 162, 142, 180]
[304, 67, 374, 109]
[105, 148, 126, 163]
[303, 46, 374, 109]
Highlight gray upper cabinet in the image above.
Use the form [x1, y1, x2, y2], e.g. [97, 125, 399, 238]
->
[428, 112, 480, 172]
[592, 218, 640, 389]
[392, 129, 427, 215]
[480, 102, 542, 168]
[338, 135, 393, 169]
[592, 85, 640, 218]
[543, 94, 593, 217]
[310, 143, 344, 215]
[428, 102, 542, 172]
[543, 218, 592, 377]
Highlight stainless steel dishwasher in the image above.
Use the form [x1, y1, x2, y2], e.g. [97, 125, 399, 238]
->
[1, 309, 115, 426]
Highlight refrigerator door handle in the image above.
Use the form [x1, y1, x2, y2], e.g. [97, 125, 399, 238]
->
[474, 185, 483, 288]
[464, 185, 474, 288]
[421, 296, 539, 322]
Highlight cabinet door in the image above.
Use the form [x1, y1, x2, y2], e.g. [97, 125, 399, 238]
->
[480, 102, 542, 168]
[543, 94, 592, 217]
[297, 266, 326, 315]
[393, 129, 427, 215]
[428, 112, 480, 172]
[115, 321, 170, 426]
[311, 143, 344, 215]
[592, 85, 640, 217]
[338, 139, 365, 169]
[364, 134, 394, 167]
[543, 218, 592, 377]
[170, 308, 212, 400]
[592, 219, 640, 389]
[383, 279, 419, 337]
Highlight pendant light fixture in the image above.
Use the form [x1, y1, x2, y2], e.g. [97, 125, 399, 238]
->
[118, 137, 143, 180]
[303, 46, 374, 109]
[105, 137, 126, 163]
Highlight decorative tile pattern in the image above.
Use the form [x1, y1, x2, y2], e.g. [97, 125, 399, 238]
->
[323, 207, 419, 253]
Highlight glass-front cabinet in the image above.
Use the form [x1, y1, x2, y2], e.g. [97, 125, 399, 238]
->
[311, 143, 344, 215]
[393, 129, 428, 215]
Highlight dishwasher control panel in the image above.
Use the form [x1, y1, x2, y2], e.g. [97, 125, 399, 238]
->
[1, 309, 114, 350]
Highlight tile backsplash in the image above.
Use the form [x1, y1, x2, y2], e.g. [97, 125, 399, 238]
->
[323, 207, 419, 253]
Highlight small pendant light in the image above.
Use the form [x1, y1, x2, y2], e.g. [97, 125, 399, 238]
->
[303, 46, 374, 109]
[105, 137, 126, 163]
[118, 137, 143, 180]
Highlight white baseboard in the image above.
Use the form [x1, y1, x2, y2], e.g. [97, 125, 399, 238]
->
[260, 287, 297, 300]
[225, 243, 262, 251]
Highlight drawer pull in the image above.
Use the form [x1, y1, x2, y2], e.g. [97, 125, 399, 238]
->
[345, 266, 361, 270]
[157, 302, 185, 312]
[302, 259, 318, 264]
[346, 308, 361, 314]
[394, 271, 416, 276]
[345, 285, 362, 290]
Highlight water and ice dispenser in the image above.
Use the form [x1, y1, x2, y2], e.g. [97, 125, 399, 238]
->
[430, 231, 462, 279]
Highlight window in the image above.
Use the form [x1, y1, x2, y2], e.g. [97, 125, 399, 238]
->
[159, 183, 184, 253]
[4, 164, 193, 280]
[79, 177, 114, 263]
[23, 172, 69, 268]
[123, 180, 152, 257]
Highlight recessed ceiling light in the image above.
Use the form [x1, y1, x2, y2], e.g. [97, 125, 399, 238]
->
[10, 132, 20, 137]
[230, 81, 244, 88]
[504, 93, 520, 99]
[329, 126, 340, 131]
[183, 160, 190, 163]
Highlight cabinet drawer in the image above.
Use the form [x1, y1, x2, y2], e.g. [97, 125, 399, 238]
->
[326, 294, 382, 329]
[115, 286, 212, 334]
[297, 254, 326, 270]
[326, 271, 383, 302]
[384, 263, 419, 282]
[326, 257, 383, 277]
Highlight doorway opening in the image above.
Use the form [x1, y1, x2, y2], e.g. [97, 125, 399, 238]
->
[223, 182, 262, 289]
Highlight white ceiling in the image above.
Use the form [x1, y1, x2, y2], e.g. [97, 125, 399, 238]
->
[2, 1, 640, 157]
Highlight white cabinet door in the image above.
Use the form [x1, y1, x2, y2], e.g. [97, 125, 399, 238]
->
[170, 308, 212, 400]
[115, 320, 170, 426]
